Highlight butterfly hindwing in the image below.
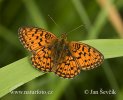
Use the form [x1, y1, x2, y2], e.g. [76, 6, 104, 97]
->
[54, 55, 80, 78]
[31, 47, 53, 72]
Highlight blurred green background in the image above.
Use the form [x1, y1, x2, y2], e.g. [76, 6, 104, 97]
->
[0, 0, 123, 100]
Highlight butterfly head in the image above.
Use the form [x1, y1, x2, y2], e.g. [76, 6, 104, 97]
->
[61, 33, 67, 40]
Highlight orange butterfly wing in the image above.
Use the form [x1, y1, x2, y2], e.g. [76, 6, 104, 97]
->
[19, 27, 57, 72]
[54, 55, 81, 78]
[18, 27, 57, 52]
[69, 41, 104, 70]
[31, 48, 53, 72]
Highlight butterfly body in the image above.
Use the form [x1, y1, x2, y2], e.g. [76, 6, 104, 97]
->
[47, 33, 70, 71]
[19, 27, 104, 78]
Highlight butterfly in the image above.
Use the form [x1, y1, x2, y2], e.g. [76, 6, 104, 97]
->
[18, 27, 104, 78]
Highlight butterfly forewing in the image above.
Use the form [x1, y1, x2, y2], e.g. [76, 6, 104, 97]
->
[18, 27, 58, 52]
[69, 41, 104, 70]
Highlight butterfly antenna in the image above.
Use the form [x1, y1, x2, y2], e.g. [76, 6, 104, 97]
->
[67, 24, 84, 34]
[48, 15, 61, 31]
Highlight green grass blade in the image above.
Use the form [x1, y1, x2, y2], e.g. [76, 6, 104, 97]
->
[88, 0, 114, 39]
[88, 10, 108, 39]
[103, 61, 119, 91]
[0, 39, 123, 98]
[82, 39, 123, 58]
[72, 0, 91, 31]
[22, 0, 47, 28]
[45, 79, 70, 100]
[0, 57, 43, 98]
